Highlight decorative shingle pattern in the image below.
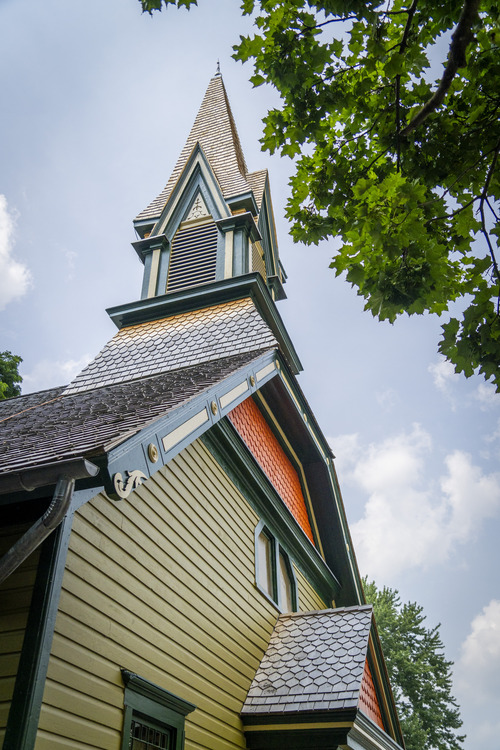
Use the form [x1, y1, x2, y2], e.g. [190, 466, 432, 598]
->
[228, 398, 315, 545]
[242, 606, 373, 716]
[64, 298, 277, 395]
[359, 658, 384, 729]
[136, 75, 251, 223]
[0, 351, 267, 475]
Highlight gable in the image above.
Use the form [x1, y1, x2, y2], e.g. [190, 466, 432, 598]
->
[228, 398, 315, 545]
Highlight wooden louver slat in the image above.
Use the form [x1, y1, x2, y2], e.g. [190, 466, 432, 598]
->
[167, 222, 218, 293]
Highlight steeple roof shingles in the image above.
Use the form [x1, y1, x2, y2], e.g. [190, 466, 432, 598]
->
[136, 75, 252, 223]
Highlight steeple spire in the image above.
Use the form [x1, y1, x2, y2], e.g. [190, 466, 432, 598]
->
[135, 74, 249, 226]
[131, 74, 285, 303]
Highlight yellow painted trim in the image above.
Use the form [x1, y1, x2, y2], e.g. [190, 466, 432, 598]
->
[244, 721, 353, 732]
[255, 393, 325, 560]
[224, 230, 234, 278]
[255, 362, 275, 382]
[147, 247, 161, 298]
[220, 380, 249, 409]
[162, 408, 209, 452]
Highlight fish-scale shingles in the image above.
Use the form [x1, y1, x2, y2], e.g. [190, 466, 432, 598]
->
[64, 298, 276, 395]
[0, 350, 267, 475]
[242, 606, 373, 715]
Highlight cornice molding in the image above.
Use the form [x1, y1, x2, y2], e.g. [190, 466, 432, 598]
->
[106, 273, 301, 375]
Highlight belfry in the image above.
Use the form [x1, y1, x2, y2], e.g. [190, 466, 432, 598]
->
[0, 74, 405, 750]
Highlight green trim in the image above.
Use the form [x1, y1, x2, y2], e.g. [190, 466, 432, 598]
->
[201, 420, 340, 605]
[121, 670, 195, 750]
[216, 212, 262, 243]
[254, 520, 298, 613]
[106, 273, 300, 375]
[3, 509, 75, 750]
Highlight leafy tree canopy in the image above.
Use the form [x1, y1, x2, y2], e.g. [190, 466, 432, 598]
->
[141, 0, 500, 390]
[0, 351, 22, 400]
[364, 579, 464, 750]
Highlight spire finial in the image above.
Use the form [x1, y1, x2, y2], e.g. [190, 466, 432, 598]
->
[215, 60, 221, 76]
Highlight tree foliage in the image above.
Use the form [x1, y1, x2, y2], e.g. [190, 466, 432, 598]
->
[141, 0, 500, 390]
[0, 351, 22, 400]
[364, 579, 464, 750]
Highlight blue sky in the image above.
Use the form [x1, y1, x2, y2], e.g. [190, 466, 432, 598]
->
[1, 1, 499, 746]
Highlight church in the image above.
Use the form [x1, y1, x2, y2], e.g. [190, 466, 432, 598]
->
[0, 72, 405, 750]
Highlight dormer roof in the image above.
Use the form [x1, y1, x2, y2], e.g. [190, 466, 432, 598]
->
[135, 74, 252, 225]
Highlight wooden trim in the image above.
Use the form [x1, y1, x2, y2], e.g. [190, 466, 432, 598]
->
[3, 510, 75, 750]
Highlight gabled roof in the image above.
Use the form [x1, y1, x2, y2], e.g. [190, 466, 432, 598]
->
[0, 350, 269, 477]
[135, 74, 251, 223]
[242, 606, 372, 717]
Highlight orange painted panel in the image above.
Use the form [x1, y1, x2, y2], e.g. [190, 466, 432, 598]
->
[359, 658, 385, 730]
[228, 398, 315, 545]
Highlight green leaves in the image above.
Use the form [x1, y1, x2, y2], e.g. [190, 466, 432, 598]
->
[230, 0, 500, 391]
[364, 579, 465, 750]
[0, 351, 22, 400]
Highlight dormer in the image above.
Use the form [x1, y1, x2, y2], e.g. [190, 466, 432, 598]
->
[132, 73, 286, 302]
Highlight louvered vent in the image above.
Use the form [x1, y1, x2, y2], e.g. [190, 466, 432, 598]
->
[166, 222, 218, 293]
[252, 241, 267, 282]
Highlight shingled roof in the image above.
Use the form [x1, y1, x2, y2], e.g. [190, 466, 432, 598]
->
[64, 297, 277, 395]
[136, 74, 252, 223]
[242, 605, 373, 716]
[0, 350, 268, 476]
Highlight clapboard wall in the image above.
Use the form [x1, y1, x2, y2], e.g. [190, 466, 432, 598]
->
[35, 439, 327, 749]
[0, 526, 39, 745]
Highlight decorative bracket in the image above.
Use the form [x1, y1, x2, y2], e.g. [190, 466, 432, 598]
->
[111, 470, 147, 500]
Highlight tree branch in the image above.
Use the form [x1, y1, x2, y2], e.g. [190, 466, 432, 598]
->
[479, 140, 500, 304]
[401, 0, 481, 135]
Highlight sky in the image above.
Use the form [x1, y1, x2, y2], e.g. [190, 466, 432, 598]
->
[1, 0, 499, 747]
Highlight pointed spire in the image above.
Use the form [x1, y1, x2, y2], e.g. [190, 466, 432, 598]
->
[135, 75, 250, 224]
[215, 60, 221, 76]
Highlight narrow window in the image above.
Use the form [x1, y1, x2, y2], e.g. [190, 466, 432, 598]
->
[257, 529, 274, 599]
[255, 523, 297, 612]
[278, 551, 294, 613]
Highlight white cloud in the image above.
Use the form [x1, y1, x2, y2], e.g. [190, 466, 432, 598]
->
[21, 354, 92, 393]
[474, 381, 500, 411]
[457, 599, 500, 700]
[428, 357, 456, 394]
[454, 600, 500, 747]
[332, 426, 500, 580]
[0, 195, 32, 309]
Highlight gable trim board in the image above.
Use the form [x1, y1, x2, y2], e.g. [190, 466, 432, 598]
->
[3, 510, 74, 750]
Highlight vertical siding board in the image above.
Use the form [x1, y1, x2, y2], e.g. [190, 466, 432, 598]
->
[38, 440, 329, 748]
[0, 526, 39, 734]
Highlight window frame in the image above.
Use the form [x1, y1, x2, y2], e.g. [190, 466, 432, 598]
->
[121, 670, 195, 750]
[254, 521, 298, 613]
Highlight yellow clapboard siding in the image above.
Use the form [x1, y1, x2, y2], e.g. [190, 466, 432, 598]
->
[295, 565, 328, 611]
[46, 655, 123, 709]
[35, 727, 110, 750]
[69, 504, 271, 653]
[36, 701, 120, 749]
[38, 440, 329, 749]
[59, 561, 267, 692]
[55, 594, 253, 721]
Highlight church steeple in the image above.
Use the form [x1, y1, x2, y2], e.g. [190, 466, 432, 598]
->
[132, 75, 286, 302]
